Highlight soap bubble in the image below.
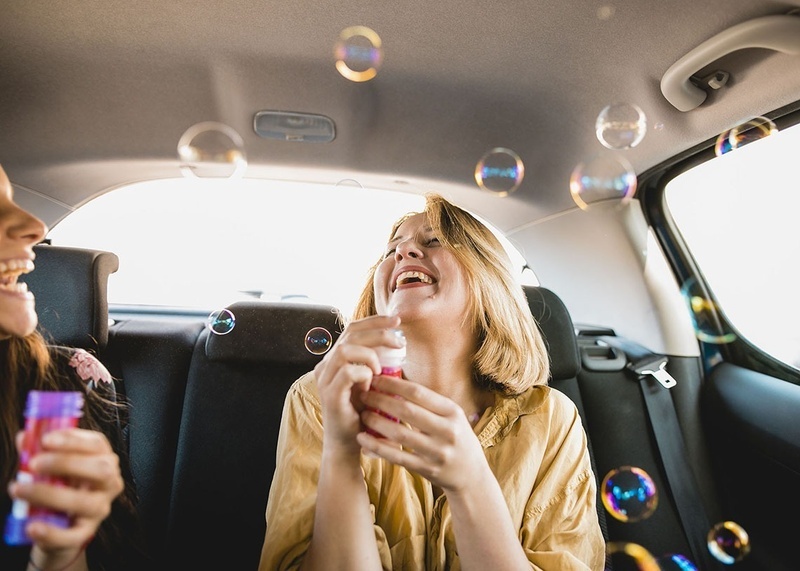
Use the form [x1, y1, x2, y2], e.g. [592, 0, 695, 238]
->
[474, 147, 524, 197]
[605, 541, 660, 571]
[177, 122, 247, 179]
[656, 553, 698, 571]
[334, 26, 383, 82]
[680, 278, 736, 344]
[707, 521, 750, 564]
[569, 153, 636, 210]
[207, 308, 236, 335]
[714, 116, 778, 156]
[305, 327, 333, 355]
[596, 103, 647, 150]
[601, 466, 658, 522]
[335, 178, 364, 189]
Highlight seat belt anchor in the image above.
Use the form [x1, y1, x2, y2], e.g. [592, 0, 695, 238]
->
[631, 355, 677, 389]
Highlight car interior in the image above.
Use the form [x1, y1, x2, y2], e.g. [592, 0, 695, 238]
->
[3, 1, 800, 570]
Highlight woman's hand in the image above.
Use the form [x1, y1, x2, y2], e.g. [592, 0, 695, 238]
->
[9, 428, 124, 567]
[312, 314, 404, 453]
[356, 375, 488, 494]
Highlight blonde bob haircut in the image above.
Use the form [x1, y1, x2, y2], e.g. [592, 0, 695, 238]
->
[351, 193, 550, 395]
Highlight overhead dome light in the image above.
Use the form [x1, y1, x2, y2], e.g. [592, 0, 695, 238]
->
[253, 110, 336, 142]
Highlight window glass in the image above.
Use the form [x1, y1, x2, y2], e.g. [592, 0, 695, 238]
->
[47, 178, 536, 318]
[665, 123, 800, 369]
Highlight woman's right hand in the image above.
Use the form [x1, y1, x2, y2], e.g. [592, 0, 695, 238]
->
[313, 314, 403, 452]
[10, 427, 125, 570]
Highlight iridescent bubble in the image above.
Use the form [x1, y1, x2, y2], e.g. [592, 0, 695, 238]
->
[714, 116, 778, 157]
[177, 122, 247, 179]
[596, 103, 647, 150]
[679, 278, 737, 344]
[474, 147, 524, 197]
[656, 553, 698, 571]
[569, 153, 637, 210]
[334, 26, 383, 82]
[305, 327, 333, 355]
[605, 541, 660, 571]
[206, 308, 236, 335]
[601, 466, 658, 522]
[707, 521, 751, 565]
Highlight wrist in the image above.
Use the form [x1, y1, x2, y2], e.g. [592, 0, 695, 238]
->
[29, 539, 90, 571]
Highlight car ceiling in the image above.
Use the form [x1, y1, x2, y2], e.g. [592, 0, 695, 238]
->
[1, 0, 799, 234]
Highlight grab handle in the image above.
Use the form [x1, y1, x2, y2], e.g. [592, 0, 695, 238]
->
[661, 14, 800, 112]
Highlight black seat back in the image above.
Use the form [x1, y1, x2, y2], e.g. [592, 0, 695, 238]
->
[22, 244, 119, 350]
[164, 301, 343, 570]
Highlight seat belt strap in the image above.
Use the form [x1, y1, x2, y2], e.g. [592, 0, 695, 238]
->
[598, 336, 723, 571]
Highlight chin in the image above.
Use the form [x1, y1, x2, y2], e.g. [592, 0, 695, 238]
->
[0, 314, 38, 339]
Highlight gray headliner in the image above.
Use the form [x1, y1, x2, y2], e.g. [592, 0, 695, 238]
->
[1, 0, 800, 235]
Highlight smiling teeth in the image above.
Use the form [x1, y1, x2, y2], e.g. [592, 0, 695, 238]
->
[0, 281, 30, 294]
[0, 259, 34, 275]
[396, 270, 433, 287]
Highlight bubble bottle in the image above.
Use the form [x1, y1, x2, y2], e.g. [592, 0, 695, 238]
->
[366, 328, 406, 438]
[4, 390, 85, 545]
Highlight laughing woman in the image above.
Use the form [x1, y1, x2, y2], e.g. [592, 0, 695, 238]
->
[0, 165, 147, 571]
[260, 193, 605, 570]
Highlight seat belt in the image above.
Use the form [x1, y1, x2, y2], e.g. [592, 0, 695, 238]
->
[596, 335, 724, 571]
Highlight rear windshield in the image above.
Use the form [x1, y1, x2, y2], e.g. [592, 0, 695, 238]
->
[47, 179, 535, 317]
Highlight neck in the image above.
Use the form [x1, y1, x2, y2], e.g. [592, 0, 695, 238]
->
[402, 326, 493, 421]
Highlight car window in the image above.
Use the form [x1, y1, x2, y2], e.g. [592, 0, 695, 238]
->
[47, 178, 536, 317]
[664, 121, 800, 369]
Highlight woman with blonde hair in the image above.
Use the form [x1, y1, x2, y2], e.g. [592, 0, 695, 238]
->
[260, 193, 604, 570]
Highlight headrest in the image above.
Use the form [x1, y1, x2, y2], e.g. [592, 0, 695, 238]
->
[20, 244, 119, 350]
[523, 286, 581, 381]
[204, 300, 343, 366]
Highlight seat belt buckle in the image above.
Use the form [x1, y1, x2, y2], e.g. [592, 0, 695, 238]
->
[630, 355, 677, 388]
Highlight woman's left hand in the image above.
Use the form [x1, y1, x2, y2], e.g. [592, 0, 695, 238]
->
[356, 375, 487, 494]
[10, 427, 124, 554]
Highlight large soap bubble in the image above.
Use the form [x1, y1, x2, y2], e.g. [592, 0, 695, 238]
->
[177, 122, 247, 179]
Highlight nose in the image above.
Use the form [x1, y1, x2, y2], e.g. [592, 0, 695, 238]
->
[3, 206, 48, 245]
[394, 237, 421, 259]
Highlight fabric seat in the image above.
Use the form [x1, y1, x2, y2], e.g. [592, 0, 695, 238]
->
[21, 243, 119, 350]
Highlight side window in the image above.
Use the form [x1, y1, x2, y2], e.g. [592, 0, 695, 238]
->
[664, 122, 800, 370]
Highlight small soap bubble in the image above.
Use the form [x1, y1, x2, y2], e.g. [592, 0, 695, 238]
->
[601, 466, 658, 522]
[569, 153, 637, 210]
[656, 553, 698, 571]
[714, 116, 778, 157]
[605, 541, 660, 571]
[707, 521, 751, 565]
[596, 103, 647, 150]
[335, 178, 364, 189]
[679, 278, 736, 344]
[474, 147, 524, 197]
[305, 327, 333, 355]
[207, 308, 236, 335]
[334, 26, 383, 82]
[177, 122, 247, 179]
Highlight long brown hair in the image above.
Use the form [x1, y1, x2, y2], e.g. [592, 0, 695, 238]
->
[352, 193, 550, 395]
[1, 331, 145, 567]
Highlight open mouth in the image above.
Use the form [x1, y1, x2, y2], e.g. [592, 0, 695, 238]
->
[395, 270, 434, 289]
[0, 259, 34, 294]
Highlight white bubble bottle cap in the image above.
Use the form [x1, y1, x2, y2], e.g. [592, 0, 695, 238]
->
[376, 328, 406, 367]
